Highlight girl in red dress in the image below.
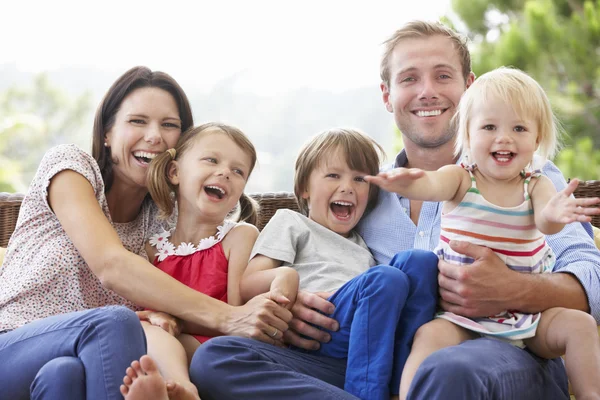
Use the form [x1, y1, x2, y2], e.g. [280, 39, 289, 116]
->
[120, 123, 262, 400]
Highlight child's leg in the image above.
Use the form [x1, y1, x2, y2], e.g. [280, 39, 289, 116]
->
[120, 321, 200, 400]
[178, 333, 202, 365]
[524, 307, 600, 400]
[314, 265, 410, 400]
[386, 249, 439, 393]
[399, 319, 475, 400]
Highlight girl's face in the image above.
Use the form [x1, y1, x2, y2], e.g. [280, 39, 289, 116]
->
[169, 133, 252, 223]
[302, 148, 370, 237]
[105, 87, 182, 190]
[467, 95, 539, 182]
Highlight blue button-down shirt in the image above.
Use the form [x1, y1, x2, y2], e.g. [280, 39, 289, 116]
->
[356, 150, 600, 322]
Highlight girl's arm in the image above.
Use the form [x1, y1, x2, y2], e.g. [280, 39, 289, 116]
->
[224, 224, 260, 306]
[533, 177, 600, 235]
[49, 170, 291, 342]
[240, 255, 300, 309]
[365, 164, 468, 202]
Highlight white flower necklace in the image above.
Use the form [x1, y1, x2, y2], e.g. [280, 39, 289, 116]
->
[149, 220, 236, 262]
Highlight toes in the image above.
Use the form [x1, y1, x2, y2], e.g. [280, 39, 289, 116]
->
[120, 384, 129, 396]
[139, 355, 160, 375]
[126, 366, 138, 380]
[123, 375, 133, 386]
[130, 360, 144, 377]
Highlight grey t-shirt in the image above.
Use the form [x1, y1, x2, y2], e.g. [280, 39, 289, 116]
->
[250, 209, 376, 292]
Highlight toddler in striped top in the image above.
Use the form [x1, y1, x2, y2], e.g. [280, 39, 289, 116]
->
[368, 67, 600, 400]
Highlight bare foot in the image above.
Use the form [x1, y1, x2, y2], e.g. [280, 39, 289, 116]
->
[120, 356, 168, 400]
[166, 380, 201, 400]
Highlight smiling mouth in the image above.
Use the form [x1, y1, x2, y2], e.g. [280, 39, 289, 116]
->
[204, 185, 226, 200]
[330, 201, 354, 219]
[413, 109, 447, 117]
[133, 151, 158, 165]
[492, 151, 515, 162]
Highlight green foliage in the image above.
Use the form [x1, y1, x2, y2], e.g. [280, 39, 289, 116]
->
[0, 74, 92, 191]
[555, 136, 600, 180]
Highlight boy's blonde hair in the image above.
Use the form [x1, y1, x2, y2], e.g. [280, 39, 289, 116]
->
[148, 122, 259, 225]
[454, 67, 562, 164]
[380, 20, 472, 86]
[294, 128, 385, 216]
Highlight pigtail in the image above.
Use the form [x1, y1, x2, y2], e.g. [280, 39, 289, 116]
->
[147, 151, 176, 219]
[236, 193, 260, 227]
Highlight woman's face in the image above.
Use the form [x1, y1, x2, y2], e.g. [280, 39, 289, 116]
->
[105, 87, 182, 191]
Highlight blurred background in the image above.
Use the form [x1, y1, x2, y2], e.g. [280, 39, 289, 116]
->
[1, 0, 598, 194]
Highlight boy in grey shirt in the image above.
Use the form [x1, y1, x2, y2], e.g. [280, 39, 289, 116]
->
[240, 128, 439, 400]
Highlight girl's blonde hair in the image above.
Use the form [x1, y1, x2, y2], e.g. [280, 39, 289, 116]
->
[454, 67, 562, 165]
[148, 122, 259, 225]
[294, 128, 386, 216]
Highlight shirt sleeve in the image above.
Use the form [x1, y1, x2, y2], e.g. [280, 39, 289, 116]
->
[542, 159, 600, 322]
[249, 209, 306, 265]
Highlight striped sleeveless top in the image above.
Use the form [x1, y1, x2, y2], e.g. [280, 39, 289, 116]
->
[435, 168, 554, 343]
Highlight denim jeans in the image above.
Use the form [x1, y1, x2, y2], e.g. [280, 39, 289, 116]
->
[0, 306, 147, 400]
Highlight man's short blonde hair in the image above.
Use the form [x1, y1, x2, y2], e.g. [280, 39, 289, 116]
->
[294, 128, 385, 216]
[380, 20, 472, 86]
[454, 67, 562, 163]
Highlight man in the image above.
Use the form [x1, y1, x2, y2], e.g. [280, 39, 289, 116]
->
[191, 21, 599, 399]
[356, 20, 600, 399]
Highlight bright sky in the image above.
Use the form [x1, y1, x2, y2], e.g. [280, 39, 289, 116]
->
[1, 0, 452, 94]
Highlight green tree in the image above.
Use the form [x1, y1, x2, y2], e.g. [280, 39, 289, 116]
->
[0, 74, 93, 192]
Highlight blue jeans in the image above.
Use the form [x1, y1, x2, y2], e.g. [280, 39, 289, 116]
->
[314, 250, 439, 399]
[0, 306, 147, 400]
[191, 250, 439, 400]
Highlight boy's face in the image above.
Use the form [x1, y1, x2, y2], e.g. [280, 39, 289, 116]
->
[302, 149, 370, 237]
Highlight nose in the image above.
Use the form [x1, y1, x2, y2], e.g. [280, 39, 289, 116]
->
[340, 180, 354, 195]
[144, 123, 163, 146]
[495, 129, 514, 143]
[216, 167, 231, 180]
[418, 77, 439, 101]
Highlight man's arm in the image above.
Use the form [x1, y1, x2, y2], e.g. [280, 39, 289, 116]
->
[439, 160, 600, 321]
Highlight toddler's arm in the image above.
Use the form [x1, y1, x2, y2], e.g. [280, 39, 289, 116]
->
[534, 178, 600, 235]
[223, 224, 259, 306]
[365, 164, 467, 201]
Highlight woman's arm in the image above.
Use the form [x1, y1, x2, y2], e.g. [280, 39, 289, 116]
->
[224, 224, 260, 306]
[48, 170, 291, 342]
[365, 164, 467, 202]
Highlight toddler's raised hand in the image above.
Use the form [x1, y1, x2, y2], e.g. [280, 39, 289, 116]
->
[542, 179, 600, 224]
[365, 167, 425, 194]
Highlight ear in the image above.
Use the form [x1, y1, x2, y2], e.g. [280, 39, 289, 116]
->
[381, 82, 393, 113]
[104, 132, 112, 147]
[465, 72, 476, 89]
[167, 161, 180, 186]
[301, 188, 310, 200]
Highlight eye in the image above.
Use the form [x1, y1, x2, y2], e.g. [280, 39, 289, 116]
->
[439, 74, 451, 79]
[163, 122, 181, 129]
[129, 119, 146, 124]
[514, 125, 527, 133]
[326, 173, 339, 179]
[482, 124, 495, 131]
[233, 168, 246, 177]
[401, 76, 416, 83]
[204, 157, 217, 164]
[354, 176, 366, 183]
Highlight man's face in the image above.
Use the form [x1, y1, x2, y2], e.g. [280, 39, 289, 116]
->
[382, 35, 474, 149]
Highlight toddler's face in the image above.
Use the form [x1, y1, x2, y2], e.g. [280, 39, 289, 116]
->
[302, 149, 370, 237]
[467, 96, 539, 181]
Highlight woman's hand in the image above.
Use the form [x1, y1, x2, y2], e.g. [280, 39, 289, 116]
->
[136, 310, 182, 336]
[223, 293, 293, 345]
[283, 291, 339, 350]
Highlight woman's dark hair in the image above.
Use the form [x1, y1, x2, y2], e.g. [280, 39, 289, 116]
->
[91, 66, 194, 192]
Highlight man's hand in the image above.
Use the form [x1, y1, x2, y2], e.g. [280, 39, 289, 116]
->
[283, 291, 339, 350]
[136, 310, 182, 336]
[438, 240, 522, 317]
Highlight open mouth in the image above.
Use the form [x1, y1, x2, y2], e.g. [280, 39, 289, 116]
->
[204, 185, 226, 200]
[330, 201, 354, 219]
[413, 109, 448, 117]
[492, 151, 515, 162]
[133, 151, 158, 165]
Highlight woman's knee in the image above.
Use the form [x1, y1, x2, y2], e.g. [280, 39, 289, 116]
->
[30, 357, 85, 398]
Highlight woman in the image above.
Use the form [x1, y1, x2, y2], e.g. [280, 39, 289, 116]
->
[0, 66, 292, 400]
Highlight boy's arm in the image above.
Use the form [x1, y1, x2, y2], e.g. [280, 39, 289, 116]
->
[240, 255, 299, 308]
[533, 177, 600, 235]
[365, 164, 467, 202]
